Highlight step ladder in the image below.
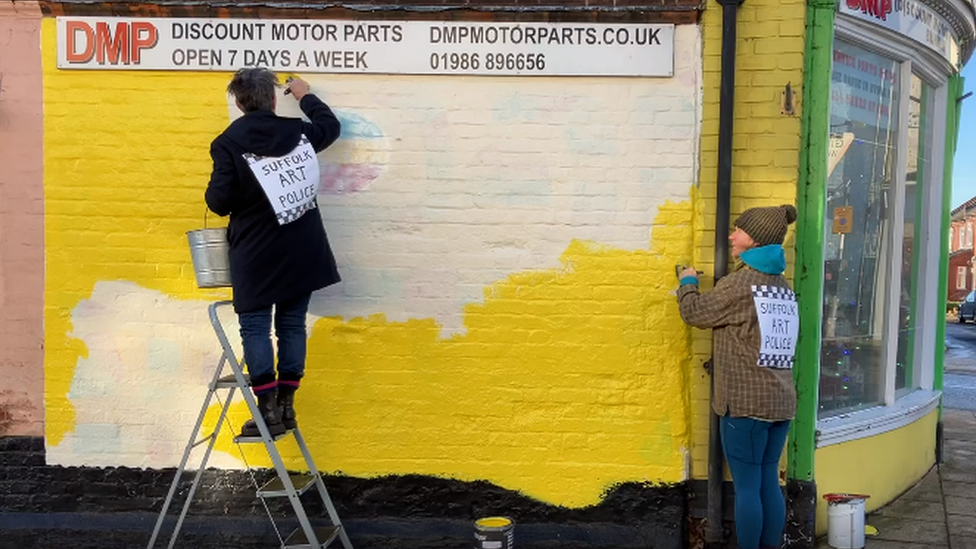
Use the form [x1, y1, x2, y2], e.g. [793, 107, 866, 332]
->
[147, 300, 353, 549]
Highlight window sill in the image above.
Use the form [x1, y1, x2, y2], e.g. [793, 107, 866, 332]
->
[815, 389, 942, 448]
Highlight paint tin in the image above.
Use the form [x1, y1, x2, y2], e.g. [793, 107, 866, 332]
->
[474, 516, 514, 549]
[187, 227, 232, 288]
[824, 493, 868, 549]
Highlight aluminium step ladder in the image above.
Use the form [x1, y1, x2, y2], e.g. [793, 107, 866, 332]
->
[147, 300, 353, 549]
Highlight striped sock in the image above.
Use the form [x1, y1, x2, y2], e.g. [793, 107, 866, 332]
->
[251, 380, 278, 396]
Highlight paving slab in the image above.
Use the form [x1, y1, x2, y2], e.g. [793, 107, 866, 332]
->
[901, 472, 944, 503]
[942, 409, 976, 425]
[861, 515, 948, 545]
[899, 484, 943, 503]
[949, 514, 976, 538]
[947, 496, 976, 517]
[863, 541, 948, 549]
[942, 471, 976, 484]
[941, 480, 976, 500]
[942, 411, 976, 442]
[943, 440, 976, 472]
[875, 499, 946, 523]
[951, 534, 976, 549]
[817, 538, 945, 549]
[943, 429, 976, 444]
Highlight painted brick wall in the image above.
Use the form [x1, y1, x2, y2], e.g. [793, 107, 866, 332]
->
[40, 16, 704, 510]
[691, 0, 805, 477]
[0, 1, 44, 437]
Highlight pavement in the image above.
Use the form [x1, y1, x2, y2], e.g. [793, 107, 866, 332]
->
[815, 409, 976, 549]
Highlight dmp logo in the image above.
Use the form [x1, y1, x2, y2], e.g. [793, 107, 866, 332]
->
[846, 0, 893, 21]
[65, 21, 159, 65]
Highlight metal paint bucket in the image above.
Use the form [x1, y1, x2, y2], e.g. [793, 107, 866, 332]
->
[187, 227, 231, 288]
[474, 516, 514, 549]
[824, 493, 868, 549]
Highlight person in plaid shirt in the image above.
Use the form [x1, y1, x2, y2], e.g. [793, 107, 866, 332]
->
[677, 204, 799, 549]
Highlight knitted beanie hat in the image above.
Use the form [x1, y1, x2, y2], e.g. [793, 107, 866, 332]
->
[734, 204, 798, 246]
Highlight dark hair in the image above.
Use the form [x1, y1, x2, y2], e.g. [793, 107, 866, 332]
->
[227, 68, 279, 112]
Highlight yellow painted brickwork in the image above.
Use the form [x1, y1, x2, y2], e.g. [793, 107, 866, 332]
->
[692, 0, 806, 477]
[41, 19, 705, 506]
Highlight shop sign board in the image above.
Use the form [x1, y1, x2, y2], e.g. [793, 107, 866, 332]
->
[840, 0, 961, 67]
[56, 17, 675, 77]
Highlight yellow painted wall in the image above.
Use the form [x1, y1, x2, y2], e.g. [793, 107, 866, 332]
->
[42, 18, 704, 507]
[693, 0, 807, 476]
[814, 410, 938, 535]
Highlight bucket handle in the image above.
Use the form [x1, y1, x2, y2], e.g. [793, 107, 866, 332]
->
[203, 207, 210, 229]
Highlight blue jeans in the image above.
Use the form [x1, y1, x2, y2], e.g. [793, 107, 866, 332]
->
[238, 293, 311, 395]
[720, 416, 791, 549]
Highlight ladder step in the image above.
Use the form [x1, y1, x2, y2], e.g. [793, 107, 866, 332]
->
[233, 430, 292, 444]
[212, 373, 250, 389]
[257, 473, 317, 498]
[284, 525, 341, 548]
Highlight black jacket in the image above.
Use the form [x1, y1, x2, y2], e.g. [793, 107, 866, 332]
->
[205, 94, 342, 313]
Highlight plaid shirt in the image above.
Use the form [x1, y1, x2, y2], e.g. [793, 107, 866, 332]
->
[678, 264, 797, 421]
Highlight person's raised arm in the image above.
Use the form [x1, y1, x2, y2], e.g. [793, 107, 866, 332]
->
[677, 274, 740, 329]
[286, 76, 341, 152]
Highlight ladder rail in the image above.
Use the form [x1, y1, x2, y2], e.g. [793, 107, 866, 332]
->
[147, 349, 230, 549]
[264, 428, 322, 548]
[211, 301, 323, 549]
[166, 385, 238, 549]
[149, 300, 352, 549]
[295, 428, 354, 549]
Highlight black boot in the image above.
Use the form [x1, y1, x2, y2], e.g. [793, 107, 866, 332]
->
[240, 389, 286, 437]
[278, 387, 297, 430]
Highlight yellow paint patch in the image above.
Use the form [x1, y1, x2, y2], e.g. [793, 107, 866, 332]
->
[42, 18, 232, 445]
[814, 410, 938, 535]
[203, 210, 695, 506]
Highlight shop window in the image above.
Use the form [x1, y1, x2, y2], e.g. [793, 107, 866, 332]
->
[958, 266, 968, 290]
[895, 73, 932, 395]
[820, 40, 900, 417]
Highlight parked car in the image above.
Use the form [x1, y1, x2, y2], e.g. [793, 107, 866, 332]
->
[960, 291, 976, 323]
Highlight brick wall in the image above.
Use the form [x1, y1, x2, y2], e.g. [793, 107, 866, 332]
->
[948, 250, 973, 302]
[690, 0, 806, 477]
[40, 12, 703, 511]
[0, 1, 45, 437]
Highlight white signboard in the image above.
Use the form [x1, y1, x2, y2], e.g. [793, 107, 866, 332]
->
[244, 135, 321, 225]
[56, 17, 674, 77]
[840, 0, 960, 67]
[751, 285, 799, 369]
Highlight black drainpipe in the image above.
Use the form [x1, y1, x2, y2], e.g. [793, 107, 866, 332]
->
[706, 0, 743, 546]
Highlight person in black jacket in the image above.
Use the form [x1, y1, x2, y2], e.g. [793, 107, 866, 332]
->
[205, 68, 342, 437]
